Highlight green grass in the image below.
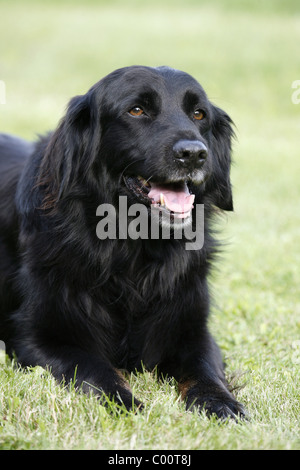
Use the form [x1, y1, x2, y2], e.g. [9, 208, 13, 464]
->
[0, 0, 300, 450]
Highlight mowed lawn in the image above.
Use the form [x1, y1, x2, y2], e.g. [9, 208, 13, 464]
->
[0, 0, 299, 450]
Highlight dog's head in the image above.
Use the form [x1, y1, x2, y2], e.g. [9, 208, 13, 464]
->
[41, 66, 234, 223]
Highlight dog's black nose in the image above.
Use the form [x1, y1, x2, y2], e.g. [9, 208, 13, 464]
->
[173, 140, 207, 167]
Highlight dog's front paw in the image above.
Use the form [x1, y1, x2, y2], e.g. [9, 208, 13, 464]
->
[180, 380, 246, 421]
[186, 394, 246, 420]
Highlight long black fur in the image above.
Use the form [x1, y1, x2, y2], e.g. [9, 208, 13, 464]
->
[0, 66, 245, 419]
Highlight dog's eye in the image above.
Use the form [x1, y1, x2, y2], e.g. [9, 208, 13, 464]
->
[193, 109, 205, 121]
[129, 107, 144, 117]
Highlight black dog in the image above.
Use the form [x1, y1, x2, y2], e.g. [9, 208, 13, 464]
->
[0, 66, 245, 419]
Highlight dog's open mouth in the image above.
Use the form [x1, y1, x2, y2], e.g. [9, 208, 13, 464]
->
[124, 176, 195, 219]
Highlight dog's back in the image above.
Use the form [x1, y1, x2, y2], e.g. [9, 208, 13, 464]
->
[0, 134, 33, 346]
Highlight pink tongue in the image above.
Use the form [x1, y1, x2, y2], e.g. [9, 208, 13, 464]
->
[148, 184, 195, 215]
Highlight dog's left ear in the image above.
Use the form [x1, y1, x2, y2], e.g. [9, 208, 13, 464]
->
[206, 106, 234, 211]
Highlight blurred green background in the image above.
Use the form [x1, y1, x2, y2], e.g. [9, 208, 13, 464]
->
[0, 0, 299, 450]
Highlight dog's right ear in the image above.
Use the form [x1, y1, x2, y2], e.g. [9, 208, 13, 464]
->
[63, 91, 101, 187]
[38, 90, 101, 204]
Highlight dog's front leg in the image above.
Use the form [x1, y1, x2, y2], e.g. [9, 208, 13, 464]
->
[16, 343, 142, 411]
[176, 331, 246, 420]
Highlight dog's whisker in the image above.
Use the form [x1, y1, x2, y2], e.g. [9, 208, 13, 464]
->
[120, 158, 146, 180]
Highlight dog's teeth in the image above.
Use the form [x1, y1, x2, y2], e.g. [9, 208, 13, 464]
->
[160, 193, 165, 207]
[138, 176, 150, 188]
